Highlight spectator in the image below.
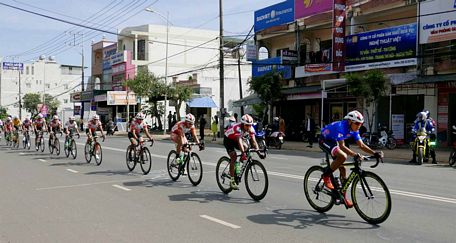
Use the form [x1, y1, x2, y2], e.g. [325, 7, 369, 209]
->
[305, 113, 316, 148]
[172, 112, 177, 127]
[233, 113, 238, 122]
[167, 111, 173, 132]
[279, 116, 286, 134]
[199, 115, 207, 140]
[211, 116, 218, 141]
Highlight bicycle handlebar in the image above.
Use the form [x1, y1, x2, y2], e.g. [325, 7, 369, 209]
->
[354, 155, 383, 168]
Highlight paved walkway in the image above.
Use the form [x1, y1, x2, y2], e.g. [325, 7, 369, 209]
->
[110, 130, 452, 164]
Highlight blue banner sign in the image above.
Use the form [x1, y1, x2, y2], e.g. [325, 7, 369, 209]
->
[252, 57, 291, 79]
[254, 0, 294, 33]
[2, 62, 24, 71]
[345, 23, 417, 66]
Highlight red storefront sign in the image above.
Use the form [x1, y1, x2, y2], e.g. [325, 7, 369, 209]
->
[332, 0, 346, 72]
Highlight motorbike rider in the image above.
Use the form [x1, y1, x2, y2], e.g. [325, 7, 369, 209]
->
[409, 111, 436, 164]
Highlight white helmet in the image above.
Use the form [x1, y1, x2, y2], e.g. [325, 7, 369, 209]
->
[135, 112, 145, 120]
[344, 110, 364, 123]
[92, 114, 99, 120]
[53, 115, 59, 120]
[418, 112, 427, 121]
[241, 114, 254, 125]
[69, 116, 75, 121]
[6, 117, 12, 121]
[185, 113, 195, 124]
[37, 113, 44, 119]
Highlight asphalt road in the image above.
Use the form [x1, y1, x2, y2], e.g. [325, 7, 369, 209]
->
[0, 135, 455, 242]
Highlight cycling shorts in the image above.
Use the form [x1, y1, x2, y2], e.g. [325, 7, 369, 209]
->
[223, 136, 240, 154]
[319, 136, 340, 159]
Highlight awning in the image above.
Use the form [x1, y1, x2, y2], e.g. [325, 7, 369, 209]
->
[232, 94, 262, 107]
[186, 97, 217, 108]
[401, 73, 456, 84]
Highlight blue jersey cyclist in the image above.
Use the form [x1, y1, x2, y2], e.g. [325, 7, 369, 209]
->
[319, 110, 383, 208]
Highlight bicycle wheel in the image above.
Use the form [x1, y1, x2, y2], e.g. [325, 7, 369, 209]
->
[167, 150, 181, 181]
[48, 138, 53, 154]
[70, 140, 77, 159]
[64, 139, 70, 158]
[35, 137, 39, 151]
[40, 137, 45, 152]
[23, 137, 27, 149]
[94, 142, 102, 165]
[303, 165, 334, 213]
[386, 138, 397, 150]
[215, 156, 233, 194]
[187, 152, 203, 186]
[54, 138, 60, 156]
[140, 147, 152, 175]
[351, 171, 392, 225]
[84, 143, 92, 163]
[244, 160, 268, 201]
[448, 150, 456, 166]
[26, 135, 31, 150]
[126, 145, 136, 171]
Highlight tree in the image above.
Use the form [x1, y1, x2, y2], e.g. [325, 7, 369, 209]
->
[248, 71, 283, 123]
[43, 94, 60, 116]
[0, 106, 7, 120]
[168, 85, 192, 120]
[346, 69, 387, 131]
[125, 70, 167, 129]
[23, 93, 60, 118]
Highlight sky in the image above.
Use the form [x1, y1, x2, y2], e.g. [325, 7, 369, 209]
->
[0, 0, 279, 72]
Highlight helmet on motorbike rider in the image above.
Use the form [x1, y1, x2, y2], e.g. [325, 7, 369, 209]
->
[185, 113, 195, 124]
[241, 114, 254, 125]
[344, 110, 364, 123]
[422, 110, 430, 119]
[418, 112, 427, 121]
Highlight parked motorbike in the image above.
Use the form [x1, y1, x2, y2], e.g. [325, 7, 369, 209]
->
[361, 124, 397, 149]
[411, 128, 435, 165]
[266, 125, 284, 150]
[253, 122, 267, 153]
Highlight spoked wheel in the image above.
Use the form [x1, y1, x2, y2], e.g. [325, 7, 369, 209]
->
[64, 139, 70, 158]
[26, 135, 31, 150]
[40, 137, 45, 152]
[449, 151, 456, 166]
[187, 152, 203, 186]
[126, 145, 136, 171]
[49, 138, 53, 154]
[244, 160, 268, 201]
[386, 138, 397, 150]
[84, 143, 92, 163]
[23, 137, 27, 149]
[215, 156, 233, 194]
[94, 143, 102, 165]
[70, 140, 77, 159]
[303, 165, 334, 213]
[417, 147, 424, 165]
[35, 138, 39, 151]
[167, 150, 181, 181]
[140, 147, 152, 175]
[54, 138, 60, 156]
[351, 171, 392, 225]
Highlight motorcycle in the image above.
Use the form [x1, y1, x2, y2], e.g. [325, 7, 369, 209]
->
[411, 128, 435, 165]
[361, 124, 397, 149]
[266, 125, 285, 150]
[253, 122, 267, 152]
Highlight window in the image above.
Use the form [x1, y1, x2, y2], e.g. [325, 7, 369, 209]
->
[32, 66, 34, 75]
[64, 84, 68, 89]
[36, 80, 39, 84]
[26, 83, 31, 88]
[69, 67, 73, 71]
[26, 66, 29, 75]
[46, 84, 50, 89]
[64, 99, 68, 104]
[55, 83, 58, 87]
[258, 47, 269, 60]
[138, 39, 146, 60]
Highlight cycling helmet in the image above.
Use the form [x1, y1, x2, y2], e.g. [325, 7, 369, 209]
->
[24, 117, 30, 121]
[135, 112, 145, 120]
[241, 114, 254, 125]
[92, 114, 99, 120]
[185, 113, 195, 124]
[6, 117, 12, 121]
[69, 116, 75, 121]
[53, 115, 59, 120]
[344, 110, 364, 123]
[37, 113, 44, 119]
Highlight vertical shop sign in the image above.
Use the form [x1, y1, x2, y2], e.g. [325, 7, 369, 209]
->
[332, 0, 346, 72]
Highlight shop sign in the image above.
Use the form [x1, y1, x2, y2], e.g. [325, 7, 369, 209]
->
[2, 62, 23, 71]
[345, 23, 417, 71]
[254, 0, 294, 32]
[332, 0, 346, 72]
[102, 44, 117, 70]
[94, 94, 107, 102]
[80, 91, 93, 102]
[252, 57, 291, 79]
[97, 107, 110, 115]
[419, 0, 456, 44]
[112, 63, 126, 74]
[106, 91, 137, 106]
[294, 0, 332, 20]
[110, 51, 127, 65]
[280, 49, 298, 64]
[70, 92, 81, 102]
[392, 114, 405, 142]
[73, 105, 81, 115]
[246, 45, 257, 61]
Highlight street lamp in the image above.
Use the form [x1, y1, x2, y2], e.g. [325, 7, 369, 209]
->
[145, 8, 170, 135]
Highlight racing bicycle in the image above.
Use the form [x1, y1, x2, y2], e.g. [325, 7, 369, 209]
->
[84, 135, 104, 165]
[167, 142, 204, 186]
[64, 132, 80, 159]
[126, 139, 154, 175]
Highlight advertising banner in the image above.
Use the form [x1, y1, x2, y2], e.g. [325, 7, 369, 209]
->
[106, 91, 137, 106]
[345, 23, 417, 71]
[295, 64, 333, 78]
[280, 49, 298, 64]
[419, 0, 456, 44]
[246, 45, 257, 61]
[73, 105, 81, 116]
[70, 92, 81, 102]
[252, 57, 292, 79]
[102, 44, 117, 70]
[392, 114, 405, 144]
[294, 0, 332, 20]
[37, 104, 48, 116]
[254, 0, 294, 33]
[2, 62, 24, 71]
[332, 0, 346, 72]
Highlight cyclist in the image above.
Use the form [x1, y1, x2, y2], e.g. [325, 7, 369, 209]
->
[319, 110, 383, 208]
[21, 117, 32, 144]
[48, 115, 63, 146]
[170, 113, 202, 165]
[128, 112, 154, 147]
[12, 116, 21, 131]
[33, 114, 47, 147]
[4, 117, 13, 142]
[410, 111, 435, 164]
[64, 116, 80, 148]
[86, 114, 105, 142]
[224, 114, 263, 190]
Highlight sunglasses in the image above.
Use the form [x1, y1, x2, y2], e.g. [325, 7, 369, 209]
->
[354, 122, 362, 125]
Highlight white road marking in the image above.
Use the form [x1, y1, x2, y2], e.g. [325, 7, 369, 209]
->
[19, 152, 25, 155]
[66, 169, 78, 173]
[200, 215, 241, 229]
[112, 184, 131, 191]
[36, 178, 151, 191]
[268, 156, 288, 160]
[38, 159, 47, 163]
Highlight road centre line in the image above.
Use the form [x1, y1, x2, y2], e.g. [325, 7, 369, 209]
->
[38, 159, 46, 163]
[36, 178, 142, 190]
[113, 184, 131, 191]
[76, 142, 456, 205]
[66, 169, 78, 173]
[200, 215, 241, 229]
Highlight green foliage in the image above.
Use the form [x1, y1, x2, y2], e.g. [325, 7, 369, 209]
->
[43, 94, 60, 116]
[248, 71, 283, 106]
[0, 106, 7, 120]
[168, 85, 193, 119]
[346, 69, 387, 106]
[23, 93, 42, 116]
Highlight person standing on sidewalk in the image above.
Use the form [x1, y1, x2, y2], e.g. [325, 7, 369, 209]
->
[305, 113, 315, 148]
[211, 116, 218, 141]
[199, 115, 207, 141]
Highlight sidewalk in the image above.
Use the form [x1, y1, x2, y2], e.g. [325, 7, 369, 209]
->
[111, 130, 452, 164]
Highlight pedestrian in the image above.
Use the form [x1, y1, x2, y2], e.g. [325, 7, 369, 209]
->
[167, 111, 173, 132]
[233, 113, 238, 122]
[172, 112, 177, 127]
[211, 116, 218, 141]
[305, 113, 316, 148]
[199, 114, 207, 140]
[279, 116, 286, 134]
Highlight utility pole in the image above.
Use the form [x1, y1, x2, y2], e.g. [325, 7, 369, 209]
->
[18, 69, 22, 120]
[67, 31, 85, 122]
[237, 48, 244, 116]
[219, 0, 225, 135]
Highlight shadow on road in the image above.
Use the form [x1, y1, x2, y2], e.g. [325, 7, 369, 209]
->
[246, 208, 379, 230]
[85, 169, 141, 177]
[167, 190, 256, 205]
[49, 161, 90, 166]
[123, 177, 197, 190]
